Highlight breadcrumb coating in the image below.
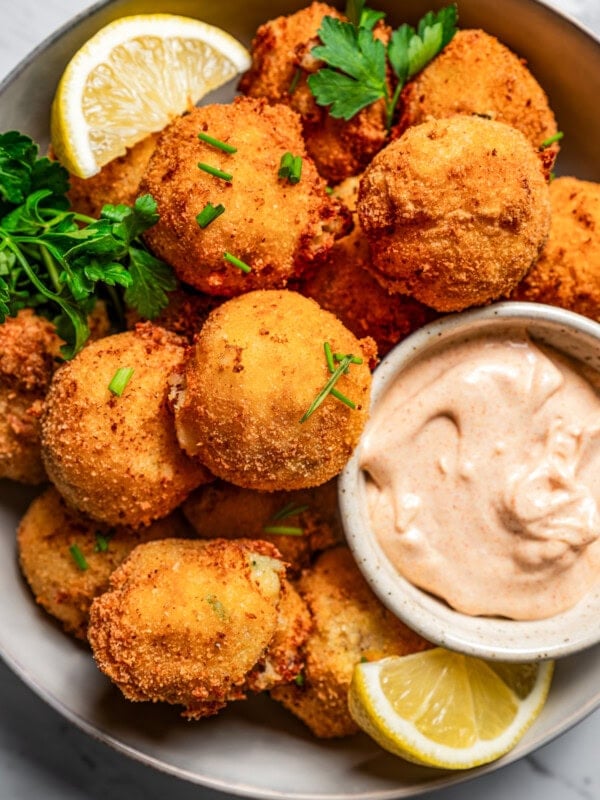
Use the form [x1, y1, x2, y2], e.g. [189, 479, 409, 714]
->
[271, 547, 430, 737]
[0, 309, 62, 483]
[88, 538, 309, 719]
[67, 133, 159, 218]
[511, 176, 600, 319]
[140, 98, 350, 296]
[183, 478, 343, 573]
[173, 290, 375, 491]
[41, 323, 211, 527]
[18, 486, 192, 639]
[395, 29, 559, 177]
[239, 2, 389, 183]
[358, 116, 551, 311]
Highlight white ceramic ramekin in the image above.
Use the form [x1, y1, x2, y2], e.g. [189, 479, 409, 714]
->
[339, 301, 600, 661]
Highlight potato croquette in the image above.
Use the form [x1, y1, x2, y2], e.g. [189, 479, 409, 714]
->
[140, 98, 350, 296]
[299, 177, 435, 356]
[182, 479, 343, 572]
[396, 29, 560, 175]
[512, 177, 600, 319]
[67, 133, 159, 218]
[358, 116, 551, 311]
[271, 547, 430, 738]
[0, 309, 62, 484]
[239, 2, 389, 183]
[17, 486, 192, 639]
[173, 290, 375, 491]
[88, 538, 310, 718]
[41, 323, 211, 528]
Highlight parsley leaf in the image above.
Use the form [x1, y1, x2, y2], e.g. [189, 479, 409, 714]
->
[0, 133, 175, 358]
[308, 3, 458, 128]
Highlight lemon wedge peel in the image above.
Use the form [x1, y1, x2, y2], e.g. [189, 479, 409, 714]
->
[51, 14, 251, 178]
[348, 648, 554, 770]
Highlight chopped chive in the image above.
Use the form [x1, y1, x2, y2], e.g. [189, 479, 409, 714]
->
[197, 132, 237, 154]
[334, 352, 363, 365]
[198, 162, 233, 182]
[324, 341, 335, 373]
[263, 525, 305, 536]
[288, 67, 302, 95]
[300, 355, 354, 423]
[108, 367, 134, 397]
[205, 594, 228, 620]
[294, 673, 305, 686]
[196, 202, 225, 229]
[540, 131, 564, 149]
[325, 186, 334, 195]
[271, 502, 310, 521]
[278, 152, 294, 179]
[224, 252, 251, 274]
[289, 155, 303, 184]
[94, 531, 112, 553]
[360, 655, 369, 663]
[69, 543, 89, 571]
[330, 387, 356, 409]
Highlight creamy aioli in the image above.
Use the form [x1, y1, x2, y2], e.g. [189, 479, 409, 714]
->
[361, 329, 600, 620]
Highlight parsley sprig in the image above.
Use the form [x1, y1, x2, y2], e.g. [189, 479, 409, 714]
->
[308, 2, 458, 128]
[0, 132, 175, 358]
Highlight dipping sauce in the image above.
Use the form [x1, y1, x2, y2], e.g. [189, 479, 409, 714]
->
[360, 329, 600, 620]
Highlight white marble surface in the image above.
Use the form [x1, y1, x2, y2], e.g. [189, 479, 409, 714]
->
[0, 1, 599, 799]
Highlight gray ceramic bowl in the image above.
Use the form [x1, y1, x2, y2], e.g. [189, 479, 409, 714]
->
[339, 303, 600, 662]
[1, 2, 600, 799]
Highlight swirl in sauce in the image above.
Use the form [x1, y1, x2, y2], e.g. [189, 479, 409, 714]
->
[361, 329, 600, 620]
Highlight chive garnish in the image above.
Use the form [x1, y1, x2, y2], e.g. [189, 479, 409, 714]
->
[325, 186, 333, 195]
[300, 354, 355, 423]
[288, 67, 302, 95]
[324, 341, 336, 373]
[294, 673, 305, 686]
[69, 543, 89, 571]
[334, 352, 363, 366]
[263, 525, 305, 536]
[198, 162, 233, 182]
[540, 131, 564, 149]
[224, 252, 251, 273]
[278, 152, 303, 184]
[108, 367, 134, 397]
[196, 202, 225, 229]
[197, 132, 237, 154]
[94, 532, 111, 553]
[330, 387, 356, 409]
[271, 502, 310, 521]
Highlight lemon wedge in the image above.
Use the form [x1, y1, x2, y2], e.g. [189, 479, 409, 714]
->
[348, 647, 554, 769]
[51, 14, 251, 178]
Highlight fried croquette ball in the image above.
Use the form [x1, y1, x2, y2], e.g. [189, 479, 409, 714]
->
[512, 177, 600, 319]
[173, 290, 375, 491]
[271, 547, 430, 738]
[239, 3, 389, 183]
[182, 479, 343, 573]
[67, 133, 159, 218]
[0, 309, 62, 484]
[17, 486, 192, 639]
[88, 538, 310, 718]
[299, 177, 435, 356]
[358, 116, 551, 311]
[41, 323, 211, 528]
[139, 98, 350, 296]
[396, 29, 560, 176]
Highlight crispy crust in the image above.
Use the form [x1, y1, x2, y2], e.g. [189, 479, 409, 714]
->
[511, 176, 600, 319]
[140, 98, 350, 296]
[358, 116, 551, 311]
[271, 547, 430, 738]
[41, 323, 211, 527]
[395, 29, 559, 176]
[238, 2, 389, 183]
[173, 290, 375, 490]
[17, 486, 191, 639]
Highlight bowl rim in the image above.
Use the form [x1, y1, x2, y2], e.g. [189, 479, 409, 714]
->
[339, 301, 600, 662]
